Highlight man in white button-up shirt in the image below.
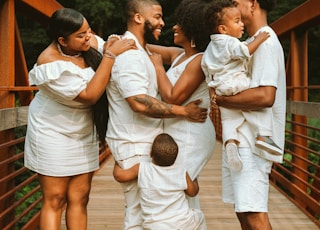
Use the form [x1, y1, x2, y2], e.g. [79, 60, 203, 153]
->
[106, 0, 208, 229]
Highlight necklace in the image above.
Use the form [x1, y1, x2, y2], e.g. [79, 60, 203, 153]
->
[57, 43, 82, 58]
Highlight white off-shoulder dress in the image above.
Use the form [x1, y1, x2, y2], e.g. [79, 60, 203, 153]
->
[24, 60, 100, 177]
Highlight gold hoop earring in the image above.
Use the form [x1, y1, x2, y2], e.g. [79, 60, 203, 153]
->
[191, 39, 196, 48]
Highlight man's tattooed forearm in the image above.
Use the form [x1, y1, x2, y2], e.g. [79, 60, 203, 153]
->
[134, 95, 176, 118]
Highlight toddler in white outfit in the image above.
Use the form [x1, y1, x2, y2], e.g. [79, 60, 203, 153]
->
[202, 1, 282, 172]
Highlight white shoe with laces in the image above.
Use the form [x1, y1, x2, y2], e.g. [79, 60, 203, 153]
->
[225, 142, 243, 172]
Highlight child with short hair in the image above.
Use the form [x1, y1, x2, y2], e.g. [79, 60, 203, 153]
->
[113, 133, 207, 230]
[201, 0, 282, 172]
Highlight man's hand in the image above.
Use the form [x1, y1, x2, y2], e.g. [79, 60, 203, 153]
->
[184, 99, 208, 122]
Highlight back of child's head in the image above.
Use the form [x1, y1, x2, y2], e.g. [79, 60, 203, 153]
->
[151, 133, 178, 167]
[204, 0, 235, 34]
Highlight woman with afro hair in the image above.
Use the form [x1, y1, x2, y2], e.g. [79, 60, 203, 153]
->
[148, 0, 216, 209]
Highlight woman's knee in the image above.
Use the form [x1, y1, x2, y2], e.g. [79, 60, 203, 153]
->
[75, 188, 91, 206]
[67, 175, 93, 206]
[38, 174, 69, 210]
[43, 192, 67, 211]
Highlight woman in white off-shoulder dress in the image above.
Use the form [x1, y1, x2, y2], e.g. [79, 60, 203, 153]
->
[24, 8, 135, 229]
[148, 0, 215, 210]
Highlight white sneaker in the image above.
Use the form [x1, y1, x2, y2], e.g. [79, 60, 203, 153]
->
[255, 136, 283, 156]
[225, 143, 242, 172]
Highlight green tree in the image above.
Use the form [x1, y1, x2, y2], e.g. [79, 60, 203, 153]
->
[20, 0, 312, 69]
[60, 0, 127, 39]
[268, 0, 306, 23]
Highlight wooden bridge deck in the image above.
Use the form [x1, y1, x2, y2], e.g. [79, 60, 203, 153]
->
[61, 141, 319, 230]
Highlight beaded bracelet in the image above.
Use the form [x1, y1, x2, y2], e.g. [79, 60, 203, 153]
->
[103, 49, 117, 59]
[211, 93, 218, 108]
[107, 34, 121, 41]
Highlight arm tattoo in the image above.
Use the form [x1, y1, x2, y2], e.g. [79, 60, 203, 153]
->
[134, 95, 176, 118]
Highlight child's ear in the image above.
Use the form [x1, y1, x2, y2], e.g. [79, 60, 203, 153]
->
[218, 25, 227, 34]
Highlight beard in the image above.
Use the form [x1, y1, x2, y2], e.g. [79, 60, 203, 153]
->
[144, 20, 158, 44]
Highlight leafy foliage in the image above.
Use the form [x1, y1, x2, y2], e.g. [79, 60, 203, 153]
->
[19, 0, 312, 67]
[268, 0, 306, 23]
[58, 0, 127, 39]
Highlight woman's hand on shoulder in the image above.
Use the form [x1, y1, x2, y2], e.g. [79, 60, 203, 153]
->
[104, 38, 137, 57]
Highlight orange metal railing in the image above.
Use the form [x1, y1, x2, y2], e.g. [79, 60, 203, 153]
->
[268, 0, 320, 226]
[0, 0, 113, 228]
[211, 0, 320, 227]
[0, 2, 62, 229]
[0, 0, 319, 229]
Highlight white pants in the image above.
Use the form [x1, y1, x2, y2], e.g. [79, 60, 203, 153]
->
[187, 194, 200, 209]
[186, 208, 207, 230]
[220, 106, 273, 146]
[209, 71, 251, 96]
[117, 155, 150, 230]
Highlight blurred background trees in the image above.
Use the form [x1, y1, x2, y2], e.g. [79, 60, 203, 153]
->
[17, 0, 306, 63]
[17, 0, 318, 89]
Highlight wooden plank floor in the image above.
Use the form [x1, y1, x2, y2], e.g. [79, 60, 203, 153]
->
[61, 141, 319, 230]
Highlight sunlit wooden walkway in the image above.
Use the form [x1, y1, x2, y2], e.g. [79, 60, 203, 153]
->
[61, 141, 319, 230]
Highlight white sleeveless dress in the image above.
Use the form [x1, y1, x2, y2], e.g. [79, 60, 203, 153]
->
[164, 52, 216, 180]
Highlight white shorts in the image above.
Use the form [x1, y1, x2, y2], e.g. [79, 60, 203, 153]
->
[222, 147, 273, 213]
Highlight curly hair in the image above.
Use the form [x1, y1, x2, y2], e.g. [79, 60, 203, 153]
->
[204, 0, 235, 35]
[151, 133, 179, 167]
[174, 0, 211, 52]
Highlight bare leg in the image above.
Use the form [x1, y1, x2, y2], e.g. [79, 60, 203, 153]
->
[38, 174, 70, 230]
[236, 212, 272, 230]
[65, 172, 94, 230]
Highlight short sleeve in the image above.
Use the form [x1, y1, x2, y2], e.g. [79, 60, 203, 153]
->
[113, 50, 149, 98]
[248, 28, 280, 88]
[29, 61, 95, 100]
[228, 37, 250, 60]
